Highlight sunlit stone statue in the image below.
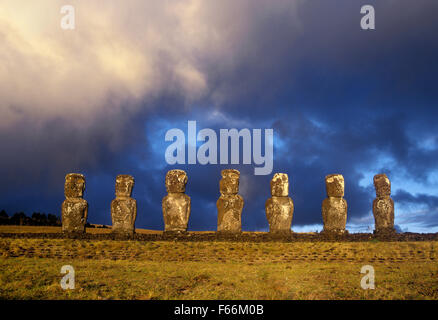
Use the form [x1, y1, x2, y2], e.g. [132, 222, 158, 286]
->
[217, 169, 244, 233]
[162, 169, 191, 232]
[62, 173, 88, 233]
[265, 173, 294, 234]
[111, 175, 137, 236]
[322, 174, 348, 234]
[373, 173, 395, 234]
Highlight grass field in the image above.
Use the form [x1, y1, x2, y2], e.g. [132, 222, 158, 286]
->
[1, 226, 437, 299]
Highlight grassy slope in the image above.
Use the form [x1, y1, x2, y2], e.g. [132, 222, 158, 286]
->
[1, 235, 437, 299]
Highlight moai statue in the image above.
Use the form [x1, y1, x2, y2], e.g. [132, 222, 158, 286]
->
[372, 174, 395, 234]
[265, 173, 294, 234]
[162, 170, 191, 232]
[111, 175, 137, 236]
[217, 169, 244, 233]
[62, 173, 88, 233]
[322, 174, 348, 234]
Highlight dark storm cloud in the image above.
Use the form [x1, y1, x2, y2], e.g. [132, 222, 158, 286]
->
[393, 190, 438, 229]
[394, 190, 438, 209]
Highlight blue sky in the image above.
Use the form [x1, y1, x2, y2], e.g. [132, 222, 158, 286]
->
[0, 0, 437, 233]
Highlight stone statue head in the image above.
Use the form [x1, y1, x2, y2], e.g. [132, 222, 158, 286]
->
[325, 174, 344, 197]
[219, 169, 240, 195]
[115, 174, 134, 197]
[165, 169, 188, 193]
[374, 173, 391, 197]
[64, 173, 85, 198]
[270, 173, 289, 197]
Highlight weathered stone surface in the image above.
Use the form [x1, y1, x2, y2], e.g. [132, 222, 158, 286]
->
[322, 174, 347, 234]
[217, 169, 244, 233]
[217, 195, 244, 232]
[374, 173, 391, 198]
[325, 174, 344, 197]
[373, 198, 395, 231]
[62, 173, 88, 233]
[322, 197, 347, 233]
[219, 169, 240, 195]
[373, 174, 395, 234]
[111, 175, 137, 236]
[266, 173, 294, 233]
[165, 169, 188, 193]
[162, 170, 191, 232]
[270, 173, 289, 197]
[5, 230, 438, 242]
[266, 197, 294, 233]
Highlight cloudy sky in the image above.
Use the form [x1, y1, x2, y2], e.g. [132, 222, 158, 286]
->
[1, 0, 437, 233]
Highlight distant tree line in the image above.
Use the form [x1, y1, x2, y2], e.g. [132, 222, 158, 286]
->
[0, 210, 109, 228]
[0, 210, 61, 226]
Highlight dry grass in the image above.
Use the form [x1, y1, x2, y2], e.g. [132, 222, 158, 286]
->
[0, 237, 437, 299]
[1, 238, 437, 263]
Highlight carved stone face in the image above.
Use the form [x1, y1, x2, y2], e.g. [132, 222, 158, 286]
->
[165, 169, 188, 193]
[270, 173, 289, 197]
[64, 173, 85, 198]
[325, 174, 344, 197]
[219, 169, 240, 195]
[374, 173, 391, 197]
[115, 175, 134, 197]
